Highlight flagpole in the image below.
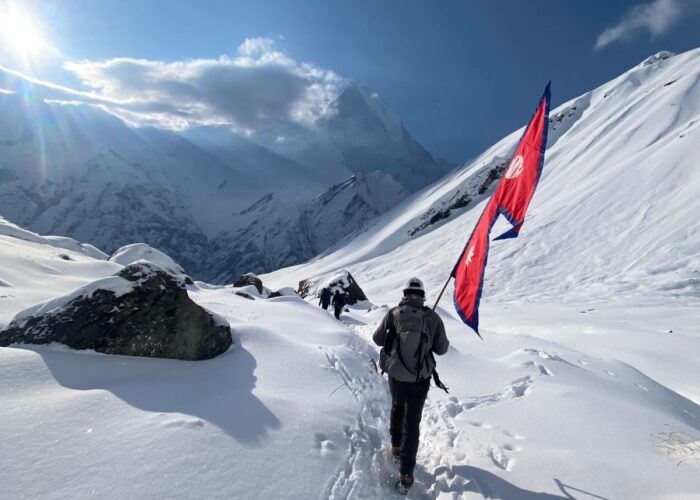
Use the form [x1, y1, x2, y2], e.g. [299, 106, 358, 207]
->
[432, 274, 452, 311]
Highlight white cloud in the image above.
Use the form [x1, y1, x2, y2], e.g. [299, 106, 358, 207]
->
[58, 37, 345, 133]
[238, 37, 276, 57]
[595, 0, 685, 50]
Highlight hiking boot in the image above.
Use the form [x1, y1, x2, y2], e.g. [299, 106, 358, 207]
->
[391, 446, 401, 464]
[395, 474, 414, 495]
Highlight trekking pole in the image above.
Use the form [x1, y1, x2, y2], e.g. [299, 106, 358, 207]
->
[432, 274, 452, 311]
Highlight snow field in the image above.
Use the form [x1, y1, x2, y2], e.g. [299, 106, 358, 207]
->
[0, 219, 120, 328]
[255, 49, 700, 497]
[3, 48, 700, 499]
[1, 287, 365, 499]
[320, 305, 700, 499]
[1, 221, 699, 498]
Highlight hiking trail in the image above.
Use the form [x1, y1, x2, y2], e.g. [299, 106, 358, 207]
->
[322, 313, 538, 499]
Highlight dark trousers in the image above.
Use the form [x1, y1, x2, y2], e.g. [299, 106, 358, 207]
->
[333, 305, 342, 319]
[321, 302, 329, 310]
[389, 377, 430, 476]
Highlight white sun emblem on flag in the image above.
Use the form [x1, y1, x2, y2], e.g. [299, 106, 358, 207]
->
[464, 245, 476, 267]
[505, 154, 525, 179]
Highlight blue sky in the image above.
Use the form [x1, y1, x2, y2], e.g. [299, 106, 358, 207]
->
[3, 0, 700, 162]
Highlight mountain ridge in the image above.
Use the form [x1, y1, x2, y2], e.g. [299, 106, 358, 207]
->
[265, 48, 700, 309]
[0, 71, 453, 281]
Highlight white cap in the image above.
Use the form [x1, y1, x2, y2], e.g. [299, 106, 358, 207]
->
[403, 277, 425, 296]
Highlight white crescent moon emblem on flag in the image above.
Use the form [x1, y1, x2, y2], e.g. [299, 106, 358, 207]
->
[505, 154, 524, 179]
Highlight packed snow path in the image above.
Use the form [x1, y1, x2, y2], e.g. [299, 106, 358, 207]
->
[326, 311, 563, 499]
[323, 316, 538, 499]
[320, 305, 700, 500]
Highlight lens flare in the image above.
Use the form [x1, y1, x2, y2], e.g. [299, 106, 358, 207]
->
[0, 8, 45, 59]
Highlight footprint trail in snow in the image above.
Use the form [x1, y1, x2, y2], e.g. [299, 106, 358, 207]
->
[322, 314, 542, 499]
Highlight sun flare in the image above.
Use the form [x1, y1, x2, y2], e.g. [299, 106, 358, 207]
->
[0, 8, 45, 59]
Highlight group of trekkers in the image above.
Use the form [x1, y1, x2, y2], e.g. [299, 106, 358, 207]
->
[316, 278, 449, 495]
[318, 287, 347, 320]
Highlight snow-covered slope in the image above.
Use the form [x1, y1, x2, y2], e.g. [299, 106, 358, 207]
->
[0, 217, 119, 329]
[1, 213, 699, 499]
[0, 215, 108, 260]
[266, 49, 700, 307]
[0, 224, 365, 498]
[207, 171, 408, 283]
[257, 49, 700, 496]
[2, 49, 699, 500]
[263, 46, 700, 408]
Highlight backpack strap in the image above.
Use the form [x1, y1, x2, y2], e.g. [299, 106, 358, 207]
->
[432, 365, 449, 393]
[412, 314, 429, 383]
[381, 312, 397, 375]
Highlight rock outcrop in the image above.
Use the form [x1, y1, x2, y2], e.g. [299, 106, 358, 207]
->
[233, 273, 264, 294]
[232, 274, 298, 300]
[298, 270, 368, 305]
[268, 287, 298, 299]
[0, 262, 232, 360]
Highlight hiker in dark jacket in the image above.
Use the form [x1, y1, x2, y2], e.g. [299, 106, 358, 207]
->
[319, 287, 332, 310]
[332, 290, 346, 320]
[373, 277, 449, 494]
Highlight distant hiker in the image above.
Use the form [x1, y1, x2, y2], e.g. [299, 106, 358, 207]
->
[319, 287, 332, 310]
[332, 290, 346, 320]
[373, 277, 449, 495]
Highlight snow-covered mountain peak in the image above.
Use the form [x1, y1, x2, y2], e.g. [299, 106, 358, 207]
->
[266, 46, 700, 308]
[327, 82, 405, 144]
[0, 69, 454, 280]
[638, 50, 676, 67]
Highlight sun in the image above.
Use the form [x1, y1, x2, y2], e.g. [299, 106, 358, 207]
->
[0, 8, 45, 59]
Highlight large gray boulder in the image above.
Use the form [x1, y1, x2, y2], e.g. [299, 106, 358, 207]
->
[0, 262, 232, 360]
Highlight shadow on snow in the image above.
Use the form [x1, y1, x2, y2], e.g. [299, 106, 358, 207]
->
[437, 465, 609, 499]
[28, 343, 280, 446]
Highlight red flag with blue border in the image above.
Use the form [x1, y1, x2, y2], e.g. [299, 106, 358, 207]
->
[452, 82, 551, 337]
